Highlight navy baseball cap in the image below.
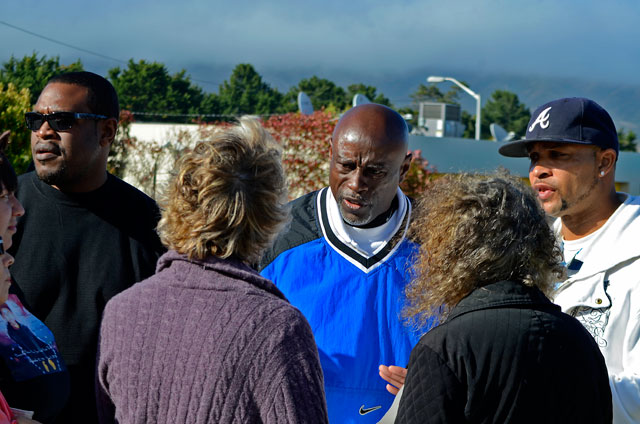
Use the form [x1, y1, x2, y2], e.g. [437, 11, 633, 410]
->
[498, 97, 618, 158]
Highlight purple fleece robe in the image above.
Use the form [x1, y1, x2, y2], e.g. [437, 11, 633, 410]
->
[97, 250, 328, 423]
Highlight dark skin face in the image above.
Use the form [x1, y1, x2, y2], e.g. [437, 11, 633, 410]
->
[528, 141, 620, 239]
[31, 82, 117, 192]
[329, 104, 412, 226]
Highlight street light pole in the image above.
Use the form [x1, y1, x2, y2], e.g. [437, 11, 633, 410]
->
[427, 76, 481, 140]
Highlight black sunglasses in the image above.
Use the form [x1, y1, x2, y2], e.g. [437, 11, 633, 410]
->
[25, 111, 109, 132]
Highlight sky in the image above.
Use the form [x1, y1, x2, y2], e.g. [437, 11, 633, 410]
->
[1, 0, 640, 101]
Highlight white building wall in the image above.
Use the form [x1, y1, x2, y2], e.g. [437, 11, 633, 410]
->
[121, 122, 201, 198]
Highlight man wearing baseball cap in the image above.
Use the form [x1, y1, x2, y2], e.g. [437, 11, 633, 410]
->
[499, 97, 640, 423]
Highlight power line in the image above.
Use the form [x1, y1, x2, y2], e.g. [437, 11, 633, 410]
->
[0, 20, 127, 64]
[187, 78, 220, 87]
[0, 20, 410, 99]
[0, 20, 221, 87]
[130, 111, 284, 118]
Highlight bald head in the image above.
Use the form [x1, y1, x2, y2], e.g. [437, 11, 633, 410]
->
[329, 104, 412, 226]
[332, 103, 409, 152]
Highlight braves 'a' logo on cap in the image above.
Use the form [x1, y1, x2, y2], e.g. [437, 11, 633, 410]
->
[529, 106, 552, 132]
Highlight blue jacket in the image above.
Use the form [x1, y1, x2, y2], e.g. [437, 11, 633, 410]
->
[261, 188, 429, 423]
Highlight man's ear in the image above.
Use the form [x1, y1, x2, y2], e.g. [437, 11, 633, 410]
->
[598, 148, 617, 177]
[99, 118, 118, 147]
[399, 151, 413, 183]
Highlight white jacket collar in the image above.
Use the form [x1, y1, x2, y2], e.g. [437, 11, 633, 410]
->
[554, 193, 640, 278]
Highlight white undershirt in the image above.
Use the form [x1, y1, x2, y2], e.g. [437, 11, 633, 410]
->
[326, 188, 407, 258]
[562, 229, 599, 278]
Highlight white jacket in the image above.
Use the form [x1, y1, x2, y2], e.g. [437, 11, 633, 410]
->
[553, 194, 640, 424]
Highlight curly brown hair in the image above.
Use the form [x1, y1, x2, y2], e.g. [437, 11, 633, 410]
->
[158, 117, 289, 264]
[405, 173, 565, 327]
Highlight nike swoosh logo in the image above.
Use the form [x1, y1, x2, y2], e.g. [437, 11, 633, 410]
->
[359, 405, 382, 415]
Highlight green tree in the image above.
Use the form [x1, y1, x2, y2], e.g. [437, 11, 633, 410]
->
[217, 64, 283, 116]
[0, 53, 84, 105]
[345, 83, 391, 107]
[0, 83, 32, 173]
[410, 83, 462, 104]
[284, 76, 347, 112]
[461, 110, 476, 139]
[480, 90, 530, 139]
[108, 59, 205, 122]
[618, 128, 637, 152]
[199, 93, 222, 121]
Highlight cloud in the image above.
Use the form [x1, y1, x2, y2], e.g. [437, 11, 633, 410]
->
[1, 0, 639, 84]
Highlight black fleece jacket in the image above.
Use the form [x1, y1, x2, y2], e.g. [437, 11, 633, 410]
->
[397, 280, 612, 424]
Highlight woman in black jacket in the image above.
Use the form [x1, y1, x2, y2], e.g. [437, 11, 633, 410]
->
[396, 174, 612, 424]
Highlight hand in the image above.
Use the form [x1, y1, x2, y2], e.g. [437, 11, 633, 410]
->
[379, 364, 407, 395]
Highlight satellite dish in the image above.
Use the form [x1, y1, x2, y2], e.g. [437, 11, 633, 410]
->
[352, 94, 371, 107]
[297, 92, 314, 115]
[490, 123, 516, 142]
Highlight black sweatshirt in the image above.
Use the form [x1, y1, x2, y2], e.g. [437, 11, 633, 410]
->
[7, 171, 165, 423]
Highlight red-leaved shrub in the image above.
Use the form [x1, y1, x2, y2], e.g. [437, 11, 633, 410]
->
[198, 111, 435, 200]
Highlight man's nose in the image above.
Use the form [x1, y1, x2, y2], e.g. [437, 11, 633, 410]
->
[346, 168, 367, 192]
[35, 120, 56, 138]
[529, 162, 552, 179]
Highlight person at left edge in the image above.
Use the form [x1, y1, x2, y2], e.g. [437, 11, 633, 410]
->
[9, 72, 165, 423]
[0, 242, 42, 424]
[0, 133, 48, 424]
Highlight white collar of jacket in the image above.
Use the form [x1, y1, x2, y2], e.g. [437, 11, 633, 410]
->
[318, 187, 412, 273]
[553, 193, 640, 279]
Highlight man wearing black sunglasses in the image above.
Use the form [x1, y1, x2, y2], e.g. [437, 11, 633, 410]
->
[25, 111, 109, 133]
[25, 74, 117, 193]
[9, 72, 164, 423]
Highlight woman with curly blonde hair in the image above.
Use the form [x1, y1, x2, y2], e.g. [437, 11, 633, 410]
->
[395, 173, 612, 423]
[97, 118, 328, 424]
